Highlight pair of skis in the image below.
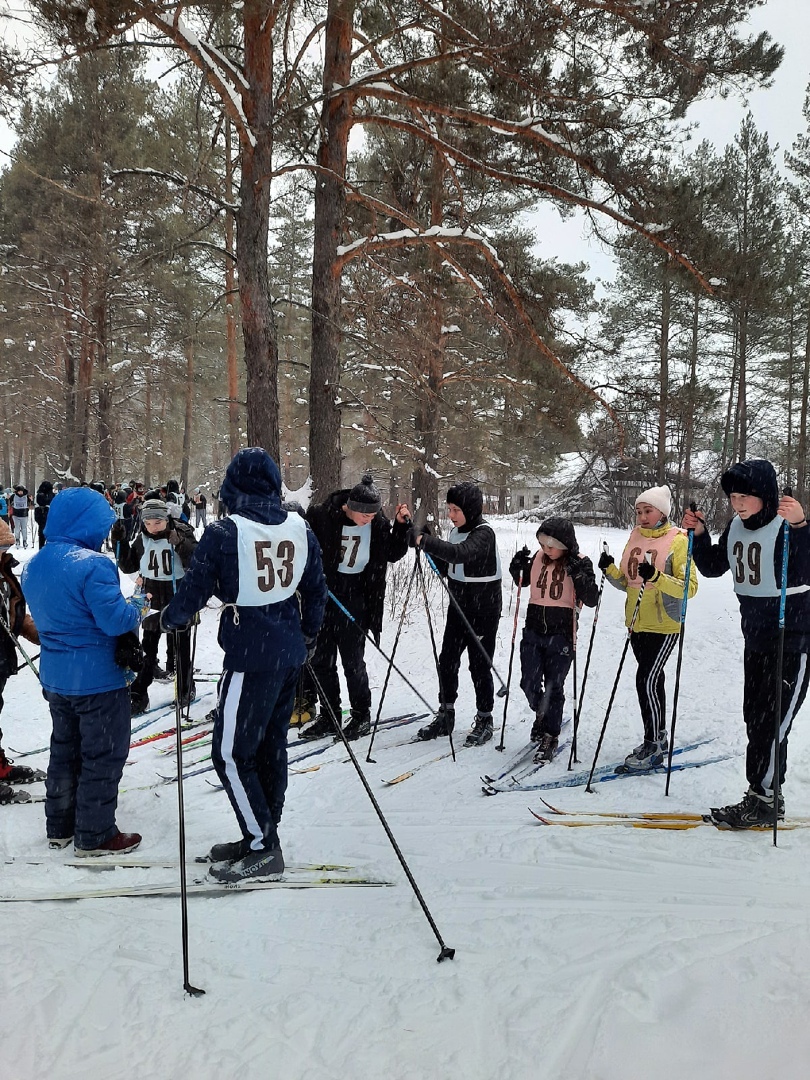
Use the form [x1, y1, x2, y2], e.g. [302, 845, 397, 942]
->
[529, 797, 810, 831]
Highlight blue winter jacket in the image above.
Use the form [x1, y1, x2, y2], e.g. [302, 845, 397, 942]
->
[161, 447, 327, 671]
[22, 487, 141, 695]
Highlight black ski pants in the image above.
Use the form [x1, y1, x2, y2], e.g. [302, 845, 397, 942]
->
[438, 601, 499, 715]
[130, 616, 192, 699]
[629, 631, 678, 743]
[519, 629, 572, 736]
[743, 646, 810, 796]
[309, 598, 371, 719]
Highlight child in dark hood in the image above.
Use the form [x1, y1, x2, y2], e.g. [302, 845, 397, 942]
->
[684, 459, 810, 828]
[509, 517, 598, 762]
[412, 481, 503, 747]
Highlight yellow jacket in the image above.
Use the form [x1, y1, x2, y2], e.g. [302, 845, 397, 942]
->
[605, 521, 698, 634]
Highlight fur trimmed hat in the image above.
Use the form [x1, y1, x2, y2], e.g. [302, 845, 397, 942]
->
[635, 485, 672, 520]
[346, 472, 382, 515]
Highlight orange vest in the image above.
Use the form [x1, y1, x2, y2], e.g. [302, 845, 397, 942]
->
[529, 554, 576, 609]
[619, 526, 678, 585]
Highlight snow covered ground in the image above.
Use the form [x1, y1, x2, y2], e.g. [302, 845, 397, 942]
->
[3, 519, 810, 1080]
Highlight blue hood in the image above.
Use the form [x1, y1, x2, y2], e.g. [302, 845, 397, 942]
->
[43, 487, 115, 549]
[219, 448, 282, 522]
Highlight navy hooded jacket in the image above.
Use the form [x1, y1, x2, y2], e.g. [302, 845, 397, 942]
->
[692, 459, 810, 650]
[161, 448, 327, 671]
[22, 487, 141, 694]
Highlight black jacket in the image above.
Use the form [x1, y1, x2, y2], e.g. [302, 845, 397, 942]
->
[34, 482, 54, 527]
[306, 490, 408, 640]
[419, 515, 502, 616]
[116, 519, 198, 611]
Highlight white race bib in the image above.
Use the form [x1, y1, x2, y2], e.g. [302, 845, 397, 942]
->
[446, 525, 502, 583]
[232, 513, 309, 605]
[140, 537, 185, 584]
[338, 522, 371, 575]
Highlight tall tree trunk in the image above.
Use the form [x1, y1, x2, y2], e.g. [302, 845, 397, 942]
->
[786, 297, 796, 481]
[237, 1, 279, 458]
[310, 0, 355, 496]
[181, 327, 194, 487]
[657, 263, 670, 484]
[682, 291, 700, 508]
[71, 271, 94, 482]
[796, 311, 810, 503]
[95, 287, 114, 486]
[737, 306, 748, 461]
[143, 363, 153, 488]
[224, 117, 240, 459]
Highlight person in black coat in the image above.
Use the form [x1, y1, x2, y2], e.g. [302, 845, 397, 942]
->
[411, 481, 503, 747]
[684, 458, 810, 828]
[34, 480, 55, 550]
[300, 473, 410, 742]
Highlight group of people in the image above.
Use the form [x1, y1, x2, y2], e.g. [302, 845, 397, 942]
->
[0, 450, 805, 885]
[0, 482, 58, 550]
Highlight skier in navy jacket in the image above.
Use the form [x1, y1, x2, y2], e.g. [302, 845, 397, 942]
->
[684, 459, 810, 827]
[22, 487, 148, 855]
[161, 448, 327, 883]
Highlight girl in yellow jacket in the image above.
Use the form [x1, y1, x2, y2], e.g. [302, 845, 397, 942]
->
[597, 485, 698, 770]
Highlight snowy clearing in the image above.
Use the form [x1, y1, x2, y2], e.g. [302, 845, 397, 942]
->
[2, 520, 810, 1080]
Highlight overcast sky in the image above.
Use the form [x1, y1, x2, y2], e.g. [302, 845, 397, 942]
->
[535, 0, 810, 279]
[1, 0, 808, 281]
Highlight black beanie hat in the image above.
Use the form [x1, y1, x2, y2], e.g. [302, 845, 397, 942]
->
[346, 472, 382, 514]
[720, 459, 779, 520]
[446, 481, 483, 522]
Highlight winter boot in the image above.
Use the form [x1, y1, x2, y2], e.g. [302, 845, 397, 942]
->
[622, 735, 668, 771]
[206, 837, 251, 863]
[709, 789, 785, 829]
[290, 697, 317, 727]
[48, 836, 73, 849]
[208, 845, 284, 884]
[74, 830, 142, 857]
[343, 710, 371, 742]
[1, 782, 32, 805]
[0, 745, 45, 785]
[152, 663, 170, 682]
[174, 681, 197, 709]
[464, 712, 494, 747]
[533, 732, 559, 764]
[129, 691, 149, 717]
[530, 711, 546, 743]
[416, 706, 456, 741]
[299, 713, 338, 742]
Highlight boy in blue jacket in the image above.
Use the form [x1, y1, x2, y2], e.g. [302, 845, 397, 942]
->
[22, 487, 149, 854]
[161, 448, 327, 883]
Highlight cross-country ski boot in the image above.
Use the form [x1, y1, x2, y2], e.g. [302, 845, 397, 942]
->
[343, 710, 371, 741]
[619, 734, 668, 772]
[0, 745, 45, 784]
[707, 789, 784, 829]
[0, 782, 31, 804]
[533, 732, 559, 764]
[464, 712, 494, 747]
[416, 705, 455, 741]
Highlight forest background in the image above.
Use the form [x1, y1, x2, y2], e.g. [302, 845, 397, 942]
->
[1, 0, 809, 526]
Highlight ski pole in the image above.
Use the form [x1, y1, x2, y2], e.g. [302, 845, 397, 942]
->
[585, 561, 651, 794]
[418, 549, 509, 698]
[571, 606, 578, 752]
[665, 503, 697, 796]
[327, 591, 436, 715]
[415, 550, 456, 762]
[172, 625, 204, 997]
[772, 489, 792, 846]
[307, 663, 455, 963]
[568, 542, 609, 769]
[366, 558, 419, 763]
[496, 583, 522, 751]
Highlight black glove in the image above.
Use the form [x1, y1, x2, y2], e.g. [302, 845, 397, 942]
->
[407, 524, 431, 548]
[598, 551, 614, 571]
[167, 528, 182, 547]
[114, 631, 145, 674]
[304, 636, 318, 662]
[110, 521, 127, 543]
[509, 546, 532, 587]
[159, 605, 190, 634]
[637, 560, 658, 582]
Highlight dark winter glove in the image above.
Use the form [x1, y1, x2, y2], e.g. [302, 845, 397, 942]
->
[407, 524, 431, 548]
[110, 520, 127, 544]
[167, 528, 182, 547]
[159, 605, 190, 634]
[637, 560, 658, 583]
[509, 546, 532, 587]
[597, 551, 614, 571]
[304, 636, 318, 662]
